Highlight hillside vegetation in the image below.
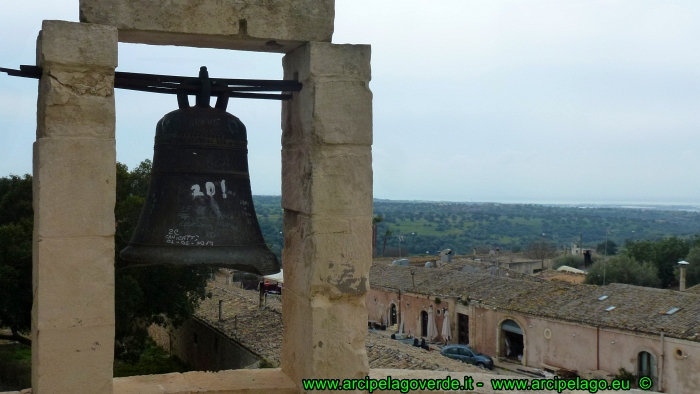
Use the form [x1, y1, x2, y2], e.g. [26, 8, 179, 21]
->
[253, 196, 700, 257]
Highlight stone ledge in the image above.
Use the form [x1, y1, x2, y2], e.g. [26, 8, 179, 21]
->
[113, 368, 297, 394]
[370, 369, 647, 394]
[0, 368, 649, 394]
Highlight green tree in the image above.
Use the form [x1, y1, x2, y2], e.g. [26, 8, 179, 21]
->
[372, 215, 384, 257]
[382, 229, 393, 257]
[625, 237, 690, 288]
[683, 246, 700, 288]
[584, 255, 660, 288]
[596, 240, 618, 255]
[0, 175, 33, 345]
[525, 239, 556, 261]
[0, 164, 211, 361]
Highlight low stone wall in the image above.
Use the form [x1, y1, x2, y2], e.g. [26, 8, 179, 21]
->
[148, 319, 260, 372]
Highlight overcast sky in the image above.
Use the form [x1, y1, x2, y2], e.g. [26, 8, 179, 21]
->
[1, 1, 699, 205]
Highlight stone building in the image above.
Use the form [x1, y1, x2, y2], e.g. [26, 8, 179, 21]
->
[368, 263, 700, 393]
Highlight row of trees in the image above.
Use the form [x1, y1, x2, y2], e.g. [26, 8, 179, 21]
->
[584, 237, 700, 289]
[0, 162, 211, 362]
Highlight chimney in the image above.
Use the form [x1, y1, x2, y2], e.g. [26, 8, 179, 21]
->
[679, 261, 689, 291]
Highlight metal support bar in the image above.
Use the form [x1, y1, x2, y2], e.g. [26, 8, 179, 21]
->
[1, 65, 301, 101]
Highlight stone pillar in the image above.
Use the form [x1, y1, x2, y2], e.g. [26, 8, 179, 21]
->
[281, 42, 373, 387]
[32, 20, 117, 394]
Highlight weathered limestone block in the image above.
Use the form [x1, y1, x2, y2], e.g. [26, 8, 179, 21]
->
[38, 20, 118, 68]
[282, 211, 371, 297]
[282, 80, 373, 147]
[282, 43, 372, 148]
[37, 68, 116, 138]
[79, 0, 335, 53]
[283, 42, 371, 83]
[282, 290, 369, 383]
[33, 237, 115, 330]
[281, 146, 372, 216]
[33, 139, 116, 238]
[36, 21, 117, 139]
[31, 325, 114, 394]
[33, 20, 117, 394]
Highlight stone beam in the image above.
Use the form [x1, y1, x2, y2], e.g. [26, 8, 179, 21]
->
[32, 20, 117, 394]
[280, 42, 373, 389]
[79, 0, 334, 53]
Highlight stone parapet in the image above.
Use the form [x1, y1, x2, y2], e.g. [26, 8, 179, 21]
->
[369, 370, 648, 394]
[1, 369, 649, 394]
[112, 369, 297, 394]
[79, 0, 334, 53]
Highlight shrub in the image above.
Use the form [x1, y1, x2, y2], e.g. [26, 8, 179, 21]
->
[113, 338, 189, 378]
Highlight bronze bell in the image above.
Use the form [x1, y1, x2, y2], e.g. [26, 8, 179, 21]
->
[120, 67, 280, 276]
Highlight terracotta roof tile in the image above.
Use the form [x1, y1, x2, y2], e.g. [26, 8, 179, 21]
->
[370, 264, 700, 342]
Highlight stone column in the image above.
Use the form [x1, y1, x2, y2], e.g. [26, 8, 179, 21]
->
[281, 42, 373, 387]
[32, 20, 117, 394]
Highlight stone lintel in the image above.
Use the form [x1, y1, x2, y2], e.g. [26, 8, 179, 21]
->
[112, 369, 297, 394]
[79, 0, 334, 54]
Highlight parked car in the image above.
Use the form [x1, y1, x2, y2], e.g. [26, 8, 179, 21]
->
[440, 344, 494, 370]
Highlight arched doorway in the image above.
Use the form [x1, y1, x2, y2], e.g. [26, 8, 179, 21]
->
[500, 319, 525, 362]
[421, 311, 428, 337]
[638, 351, 655, 385]
[390, 303, 398, 326]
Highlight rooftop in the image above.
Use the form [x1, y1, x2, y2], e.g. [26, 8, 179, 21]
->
[196, 283, 491, 373]
[370, 263, 700, 342]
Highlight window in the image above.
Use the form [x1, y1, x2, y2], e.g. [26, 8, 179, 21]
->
[458, 348, 473, 357]
[444, 347, 459, 355]
[638, 351, 655, 381]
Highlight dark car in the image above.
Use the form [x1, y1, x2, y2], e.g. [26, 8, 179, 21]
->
[440, 344, 494, 370]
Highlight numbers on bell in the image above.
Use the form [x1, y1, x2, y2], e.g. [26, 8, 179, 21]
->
[191, 181, 227, 198]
